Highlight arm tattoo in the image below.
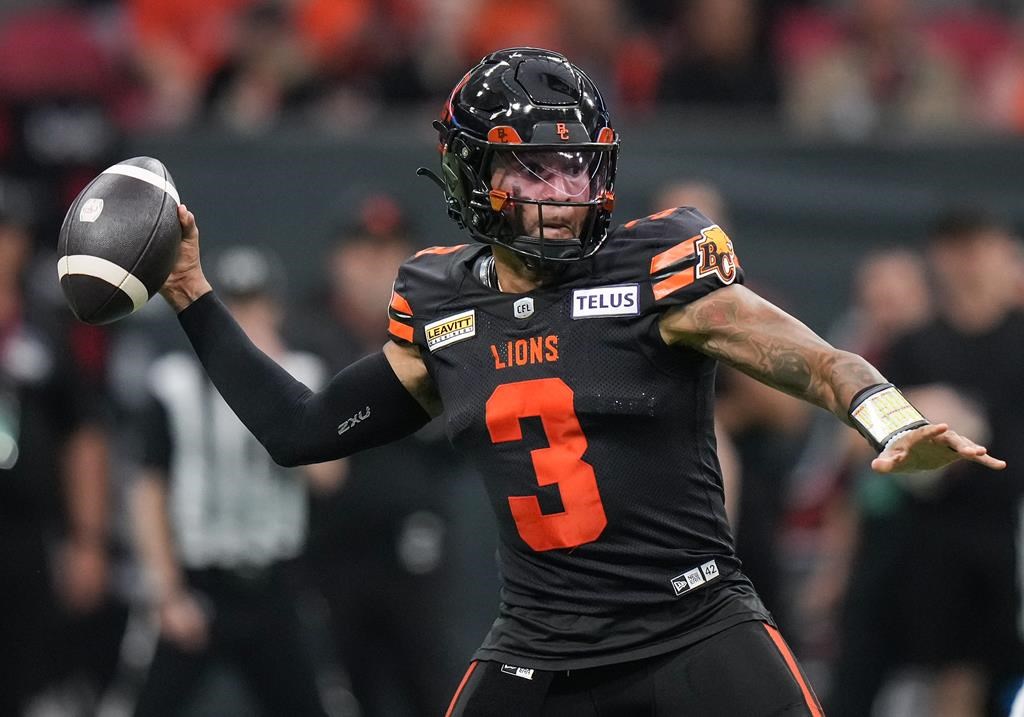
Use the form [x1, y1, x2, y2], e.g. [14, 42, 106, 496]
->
[671, 288, 884, 422]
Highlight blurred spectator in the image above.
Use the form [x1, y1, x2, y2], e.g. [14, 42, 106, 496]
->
[456, 0, 622, 103]
[979, 13, 1024, 133]
[0, 5, 122, 106]
[923, 6, 1012, 94]
[293, 0, 373, 72]
[458, 0, 567, 69]
[0, 4, 126, 246]
[781, 0, 969, 137]
[1013, 234, 1024, 306]
[203, 2, 316, 133]
[657, 0, 780, 108]
[790, 248, 932, 717]
[0, 211, 116, 716]
[653, 179, 728, 222]
[295, 195, 415, 363]
[130, 246, 342, 716]
[293, 196, 495, 717]
[297, 0, 436, 116]
[826, 210, 1024, 717]
[125, 0, 255, 130]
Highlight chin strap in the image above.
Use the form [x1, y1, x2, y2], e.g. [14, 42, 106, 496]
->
[417, 166, 467, 230]
[415, 166, 446, 192]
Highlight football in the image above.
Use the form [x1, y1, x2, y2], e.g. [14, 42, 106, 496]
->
[57, 156, 182, 325]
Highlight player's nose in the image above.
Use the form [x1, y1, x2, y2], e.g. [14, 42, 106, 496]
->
[537, 174, 576, 202]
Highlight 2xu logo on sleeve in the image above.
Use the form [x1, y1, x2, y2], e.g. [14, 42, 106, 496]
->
[337, 406, 370, 435]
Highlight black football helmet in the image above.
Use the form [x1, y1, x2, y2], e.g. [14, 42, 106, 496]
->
[419, 48, 619, 264]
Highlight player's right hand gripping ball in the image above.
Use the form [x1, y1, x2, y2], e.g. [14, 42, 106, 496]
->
[57, 156, 182, 325]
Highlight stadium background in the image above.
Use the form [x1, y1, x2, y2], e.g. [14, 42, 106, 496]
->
[140, 124, 1024, 331]
[3, 0, 1024, 715]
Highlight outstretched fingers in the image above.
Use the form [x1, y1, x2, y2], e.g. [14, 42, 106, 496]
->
[939, 429, 1006, 469]
[871, 422, 1006, 473]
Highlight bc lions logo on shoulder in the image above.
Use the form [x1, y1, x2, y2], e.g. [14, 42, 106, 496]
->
[695, 225, 738, 285]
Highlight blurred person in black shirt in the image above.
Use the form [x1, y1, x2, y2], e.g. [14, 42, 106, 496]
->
[657, 0, 780, 107]
[794, 249, 933, 716]
[870, 209, 1024, 717]
[0, 211, 114, 715]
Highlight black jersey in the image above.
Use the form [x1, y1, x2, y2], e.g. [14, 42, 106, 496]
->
[387, 207, 770, 670]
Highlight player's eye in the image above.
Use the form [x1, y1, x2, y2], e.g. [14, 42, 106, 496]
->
[521, 159, 546, 175]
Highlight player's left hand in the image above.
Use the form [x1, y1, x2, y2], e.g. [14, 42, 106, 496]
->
[871, 422, 1006, 474]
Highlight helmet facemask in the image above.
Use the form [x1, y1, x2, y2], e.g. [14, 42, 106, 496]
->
[448, 133, 616, 264]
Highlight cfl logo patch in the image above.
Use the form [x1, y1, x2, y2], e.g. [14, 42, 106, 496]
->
[513, 297, 534, 319]
[670, 559, 720, 597]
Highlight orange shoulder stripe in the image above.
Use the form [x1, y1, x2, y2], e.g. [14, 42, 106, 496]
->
[390, 290, 413, 316]
[415, 244, 467, 257]
[388, 318, 414, 343]
[651, 270, 696, 301]
[624, 207, 676, 230]
[650, 235, 699, 276]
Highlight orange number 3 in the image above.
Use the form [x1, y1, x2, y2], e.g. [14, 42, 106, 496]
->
[485, 378, 607, 552]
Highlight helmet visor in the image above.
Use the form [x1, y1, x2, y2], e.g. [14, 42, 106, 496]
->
[489, 148, 611, 203]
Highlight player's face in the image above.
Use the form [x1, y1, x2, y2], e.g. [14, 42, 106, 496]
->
[489, 150, 605, 239]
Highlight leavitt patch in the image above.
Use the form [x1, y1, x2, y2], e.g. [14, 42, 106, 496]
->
[425, 309, 476, 352]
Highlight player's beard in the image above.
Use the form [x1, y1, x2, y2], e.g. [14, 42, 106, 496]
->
[513, 197, 587, 241]
[507, 203, 585, 282]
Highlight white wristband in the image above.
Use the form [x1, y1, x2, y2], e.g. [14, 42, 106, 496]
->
[883, 428, 915, 452]
[849, 383, 928, 452]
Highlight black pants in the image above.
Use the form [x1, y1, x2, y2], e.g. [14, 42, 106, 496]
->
[447, 620, 824, 717]
[133, 563, 326, 717]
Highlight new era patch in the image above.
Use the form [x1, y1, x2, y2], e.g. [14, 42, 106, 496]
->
[671, 559, 720, 597]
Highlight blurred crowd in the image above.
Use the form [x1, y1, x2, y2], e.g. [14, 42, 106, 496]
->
[4, 2, 1024, 717]
[3, 0, 1024, 137]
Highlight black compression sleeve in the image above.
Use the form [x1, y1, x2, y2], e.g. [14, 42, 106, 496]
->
[177, 292, 431, 466]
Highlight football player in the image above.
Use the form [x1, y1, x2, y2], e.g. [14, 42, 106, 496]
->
[159, 49, 1004, 716]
